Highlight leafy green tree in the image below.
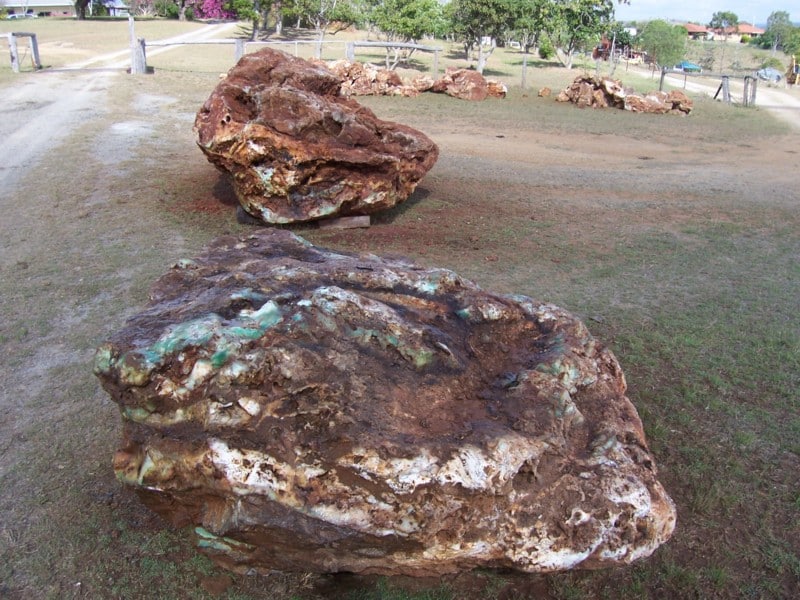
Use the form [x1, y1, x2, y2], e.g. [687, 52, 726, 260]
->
[547, 0, 615, 69]
[784, 28, 800, 57]
[372, 0, 444, 42]
[448, 0, 515, 73]
[637, 19, 687, 70]
[371, 0, 444, 68]
[509, 0, 555, 54]
[228, 0, 261, 39]
[709, 10, 738, 40]
[762, 11, 794, 53]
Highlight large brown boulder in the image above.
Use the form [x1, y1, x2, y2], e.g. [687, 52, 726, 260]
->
[94, 230, 676, 577]
[194, 49, 438, 224]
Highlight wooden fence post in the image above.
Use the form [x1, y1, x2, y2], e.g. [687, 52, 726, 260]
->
[28, 33, 41, 69]
[6, 33, 41, 73]
[9, 34, 20, 73]
[128, 16, 147, 74]
[714, 76, 731, 103]
[130, 38, 148, 74]
[743, 76, 757, 106]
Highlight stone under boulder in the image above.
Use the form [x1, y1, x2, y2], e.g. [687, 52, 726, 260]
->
[194, 49, 438, 224]
[94, 230, 676, 577]
[556, 74, 693, 115]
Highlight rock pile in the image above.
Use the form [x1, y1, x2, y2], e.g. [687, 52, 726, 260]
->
[326, 61, 508, 101]
[194, 48, 438, 225]
[95, 229, 676, 577]
[325, 59, 421, 97]
[556, 74, 693, 114]
[424, 67, 508, 100]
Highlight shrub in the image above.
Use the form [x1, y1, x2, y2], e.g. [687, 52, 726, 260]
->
[740, 34, 751, 44]
[539, 37, 555, 60]
[761, 56, 784, 70]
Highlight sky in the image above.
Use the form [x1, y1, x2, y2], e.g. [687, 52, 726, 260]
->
[613, 1, 800, 26]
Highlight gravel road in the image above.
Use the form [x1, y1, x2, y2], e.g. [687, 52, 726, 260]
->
[0, 22, 237, 191]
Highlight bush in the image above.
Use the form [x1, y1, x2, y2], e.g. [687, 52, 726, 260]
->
[539, 37, 555, 60]
[761, 56, 785, 70]
[740, 34, 751, 44]
[153, 0, 193, 20]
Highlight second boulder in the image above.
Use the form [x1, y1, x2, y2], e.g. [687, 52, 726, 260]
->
[195, 48, 439, 224]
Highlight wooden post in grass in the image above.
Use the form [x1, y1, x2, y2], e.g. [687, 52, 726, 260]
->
[235, 39, 245, 62]
[714, 76, 731, 103]
[7, 33, 41, 73]
[128, 16, 148, 75]
[8, 34, 20, 73]
[743, 76, 757, 107]
[432, 48, 439, 80]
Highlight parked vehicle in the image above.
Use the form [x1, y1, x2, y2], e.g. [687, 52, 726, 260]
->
[674, 60, 702, 73]
[756, 67, 782, 83]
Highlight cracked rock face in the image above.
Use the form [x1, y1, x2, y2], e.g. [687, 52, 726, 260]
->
[194, 48, 438, 224]
[94, 230, 675, 576]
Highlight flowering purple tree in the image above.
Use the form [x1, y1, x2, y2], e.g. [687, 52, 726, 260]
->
[194, 0, 236, 19]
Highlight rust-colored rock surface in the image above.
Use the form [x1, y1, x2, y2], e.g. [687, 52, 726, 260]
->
[431, 68, 507, 101]
[194, 49, 438, 224]
[94, 230, 676, 576]
[556, 74, 693, 115]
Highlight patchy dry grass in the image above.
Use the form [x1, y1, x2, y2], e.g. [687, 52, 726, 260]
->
[1, 22, 798, 600]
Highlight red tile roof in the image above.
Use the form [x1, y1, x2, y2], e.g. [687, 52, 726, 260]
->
[683, 23, 709, 34]
[717, 22, 765, 35]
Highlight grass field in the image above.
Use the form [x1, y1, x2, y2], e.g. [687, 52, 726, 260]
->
[0, 18, 798, 600]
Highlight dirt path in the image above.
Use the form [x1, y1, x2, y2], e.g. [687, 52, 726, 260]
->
[0, 21, 237, 478]
[0, 22, 237, 191]
[663, 71, 800, 131]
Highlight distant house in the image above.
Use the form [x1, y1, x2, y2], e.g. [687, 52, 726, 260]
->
[3, 0, 75, 17]
[102, 0, 129, 16]
[711, 22, 765, 43]
[682, 23, 712, 41]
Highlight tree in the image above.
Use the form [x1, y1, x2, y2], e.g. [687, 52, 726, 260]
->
[371, 0, 445, 68]
[447, 0, 514, 73]
[228, 0, 261, 38]
[709, 11, 738, 40]
[74, 0, 90, 19]
[763, 11, 794, 54]
[637, 19, 687, 70]
[547, 0, 615, 69]
[509, 0, 555, 54]
[372, 0, 444, 42]
[292, 0, 360, 35]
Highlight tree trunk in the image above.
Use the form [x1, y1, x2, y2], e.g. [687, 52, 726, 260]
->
[476, 41, 495, 75]
[274, 1, 283, 35]
[75, 0, 89, 19]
